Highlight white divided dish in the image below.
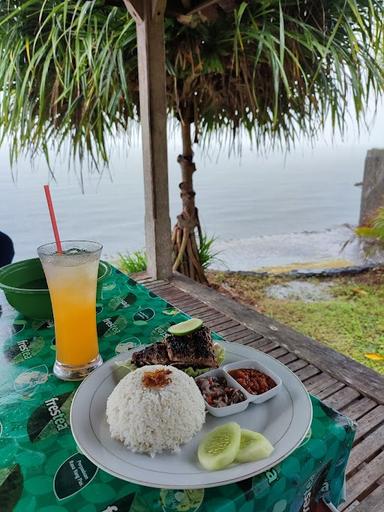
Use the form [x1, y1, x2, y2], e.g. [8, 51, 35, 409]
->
[70, 340, 313, 489]
[195, 368, 249, 417]
[223, 359, 283, 404]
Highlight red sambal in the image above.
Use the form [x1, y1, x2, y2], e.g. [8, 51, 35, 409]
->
[228, 368, 276, 395]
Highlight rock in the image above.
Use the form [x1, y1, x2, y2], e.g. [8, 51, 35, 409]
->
[266, 281, 334, 302]
[359, 148, 384, 225]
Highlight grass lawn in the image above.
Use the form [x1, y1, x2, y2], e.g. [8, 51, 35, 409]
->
[208, 268, 384, 375]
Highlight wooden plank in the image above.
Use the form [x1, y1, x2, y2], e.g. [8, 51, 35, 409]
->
[159, 287, 189, 297]
[184, 306, 217, 316]
[246, 338, 278, 351]
[149, 284, 264, 344]
[323, 387, 361, 410]
[342, 501, 359, 512]
[179, 305, 206, 315]
[133, 272, 154, 283]
[217, 325, 249, 337]
[253, 340, 281, 353]
[342, 397, 378, 421]
[172, 273, 384, 403]
[347, 423, 384, 474]
[309, 377, 342, 398]
[354, 405, 384, 442]
[277, 352, 298, 365]
[172, 298, 203, 310]
[351, 484, 384, 512]
[174, 295, 203, 306]
[144, 283, 170, 293]
[231, 332, 265, 344]
[182, 304, 213, 315]
[186, 309, 218, 320]
[225, 330, 264, 343]
[169, 296, 197, 306]
[340, 451, 384, 509]
[315, 381, 345, 400]
[295, 364, 321, 382]
[205, 318, 239, 330]
[157, 288, 187, 300]
[145, 282, 172, 293]
[286, 359, 308, 372]
[161, 297, 191, 308]
[162, 288, 198, 301]
[141, 277, 167, 286]
[162, 287, 191, 299]
[268, 347, 289, 359]
[225, 331, 253, 343]
[303, 373, 337, 395]
[196, 310, 223, 321]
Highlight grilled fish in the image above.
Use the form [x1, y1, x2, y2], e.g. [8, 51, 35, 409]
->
[165, 327, 217, 368]
[131, 327, 217, 369]
[132, 342, 170, 367]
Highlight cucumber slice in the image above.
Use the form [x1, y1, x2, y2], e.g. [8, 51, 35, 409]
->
[198, 422, 241, 471]
[167, 318, 203, 336]
[235, 430, 274, 463]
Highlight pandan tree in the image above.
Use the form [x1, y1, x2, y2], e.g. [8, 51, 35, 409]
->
[0, 0, 383, 282]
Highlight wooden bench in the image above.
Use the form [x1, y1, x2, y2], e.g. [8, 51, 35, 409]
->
[135, 272, 384, 511]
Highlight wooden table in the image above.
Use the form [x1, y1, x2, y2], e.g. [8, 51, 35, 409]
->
[136, 272, 384, 512]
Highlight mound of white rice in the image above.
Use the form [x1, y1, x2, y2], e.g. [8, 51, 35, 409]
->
[106, 365, 206, 455]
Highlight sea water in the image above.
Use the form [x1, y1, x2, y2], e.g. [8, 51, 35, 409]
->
[1, 102, 384, 271]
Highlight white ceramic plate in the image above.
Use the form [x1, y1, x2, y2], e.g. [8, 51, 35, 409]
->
[70, 340, 312, 489]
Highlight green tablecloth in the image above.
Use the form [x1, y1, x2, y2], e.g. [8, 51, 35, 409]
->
[0, 266, 356, 512]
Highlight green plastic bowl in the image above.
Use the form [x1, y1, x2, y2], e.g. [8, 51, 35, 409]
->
[0, 258, 111, 320]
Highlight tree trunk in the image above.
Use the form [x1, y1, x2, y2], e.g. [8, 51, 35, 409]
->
[172, 122, 208, 284]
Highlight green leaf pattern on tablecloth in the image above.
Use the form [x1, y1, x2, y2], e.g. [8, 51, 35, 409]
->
[108, 292, 137, 311]
[53, 453, 98, 500]
[0, 464, 23, 512]
[0, 266, 356, 512]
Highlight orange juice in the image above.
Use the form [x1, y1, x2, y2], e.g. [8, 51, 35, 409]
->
[38, 241, 103, 380]
[47, 263, 99, 365]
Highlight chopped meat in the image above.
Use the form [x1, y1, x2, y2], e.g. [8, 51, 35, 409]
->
[165, 327, 217, 369]
[196, 376, 246, 407]
[131, 342, 170, 367]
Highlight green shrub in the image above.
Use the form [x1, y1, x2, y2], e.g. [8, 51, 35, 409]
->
[198, 232, 222, 270]
[118, 250, 147, 274]
[118, 233, 222, 275]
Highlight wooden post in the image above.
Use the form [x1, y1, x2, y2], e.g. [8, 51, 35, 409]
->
[124, 0, 172, 279]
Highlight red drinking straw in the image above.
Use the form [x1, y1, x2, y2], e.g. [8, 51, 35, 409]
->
[43, 185, 63, 254]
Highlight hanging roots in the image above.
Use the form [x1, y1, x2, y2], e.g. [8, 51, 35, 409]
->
[172, 212, 208, 284]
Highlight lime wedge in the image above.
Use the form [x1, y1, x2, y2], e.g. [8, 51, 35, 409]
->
[198, 422, 241, 471]
[167, 318, 203, 336]
[235, 430, 274, 463]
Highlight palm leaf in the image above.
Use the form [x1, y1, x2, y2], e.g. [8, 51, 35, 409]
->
[0, 0, 382, 168]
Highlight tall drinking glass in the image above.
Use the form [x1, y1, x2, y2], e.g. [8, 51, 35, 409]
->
[38, 240, 103, 380]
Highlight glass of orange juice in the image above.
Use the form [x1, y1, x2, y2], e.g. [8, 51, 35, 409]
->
[38, 240, 103, 380]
